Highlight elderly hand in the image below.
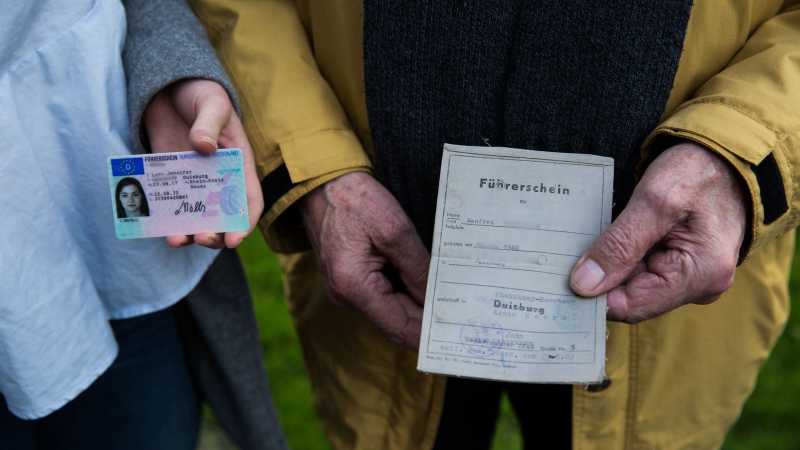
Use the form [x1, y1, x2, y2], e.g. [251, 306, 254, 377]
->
[143, 79, 263, 249]
[569, 142, 747, 323]
[301, 172, 430, 347]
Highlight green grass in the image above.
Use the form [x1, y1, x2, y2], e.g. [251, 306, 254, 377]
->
[237, 233, 800, 450]
[237, 235, 331, 450]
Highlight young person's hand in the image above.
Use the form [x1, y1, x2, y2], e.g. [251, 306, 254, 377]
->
[143, 79, 263, 249]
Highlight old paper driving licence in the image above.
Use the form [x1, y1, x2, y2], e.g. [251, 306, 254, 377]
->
[417, 144, 613, 383]
[108, 149, 248, 239]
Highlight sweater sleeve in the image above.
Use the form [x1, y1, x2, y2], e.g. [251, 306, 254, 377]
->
[121, 0, 240, 153]
[644, 1, 800, 260]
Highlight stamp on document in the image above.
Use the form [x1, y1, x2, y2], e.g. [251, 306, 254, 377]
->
[459, 318, 506, 357]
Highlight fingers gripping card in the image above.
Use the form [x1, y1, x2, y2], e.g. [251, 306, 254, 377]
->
[108, 149, 249, 239]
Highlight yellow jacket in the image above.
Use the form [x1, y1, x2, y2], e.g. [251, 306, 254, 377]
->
[192, 1, 798, 449]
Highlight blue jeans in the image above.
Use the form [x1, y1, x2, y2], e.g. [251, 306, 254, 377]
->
[0, 305, 200, 450]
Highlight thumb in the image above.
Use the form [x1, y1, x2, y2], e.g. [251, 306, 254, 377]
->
[570, 198, 672, 297]
[171, 80, 233, 154]
[369, 209, 430, 305]
[381, 233, 430, 306]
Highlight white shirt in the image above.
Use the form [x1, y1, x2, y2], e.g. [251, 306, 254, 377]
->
[0, 0, 218, 419]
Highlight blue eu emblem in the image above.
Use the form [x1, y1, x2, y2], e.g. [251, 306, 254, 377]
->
[111, 157, 145, 176]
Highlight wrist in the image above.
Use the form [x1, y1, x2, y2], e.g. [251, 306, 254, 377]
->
[661, 141, 749, 256]
[662, 142, 747, 199]
[299, 185, 327, 227]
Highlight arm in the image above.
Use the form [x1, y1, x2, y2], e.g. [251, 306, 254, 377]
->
[643, 2, 800, 257]
[191, 0, 426, 346]
[123, 0, 239, 152]
[122, 0, 262, 248]
[570, 2, 800, 322]
[190, 0, 372, 253]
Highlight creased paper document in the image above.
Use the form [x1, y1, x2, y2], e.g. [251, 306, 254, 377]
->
[417, 144, 613, 383]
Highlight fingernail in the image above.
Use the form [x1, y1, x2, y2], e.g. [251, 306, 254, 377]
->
[572, 258, 605, 293]
[199, 135, 217, 148]
[227, 236, 243, 249]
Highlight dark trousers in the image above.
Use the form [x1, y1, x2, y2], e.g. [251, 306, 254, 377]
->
[434, 377, 572, 450]
[0, 305, 200, 450]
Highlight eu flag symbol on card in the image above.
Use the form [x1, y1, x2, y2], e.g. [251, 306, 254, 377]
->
[111, 157, 144, 176]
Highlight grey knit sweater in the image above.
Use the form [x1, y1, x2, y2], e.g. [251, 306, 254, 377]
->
[122, 1, 287, 449]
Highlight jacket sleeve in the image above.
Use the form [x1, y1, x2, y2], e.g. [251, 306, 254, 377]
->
[189, 0, 372, 253]
[122, 0, 240, 153]
[644, 1, 800, 259]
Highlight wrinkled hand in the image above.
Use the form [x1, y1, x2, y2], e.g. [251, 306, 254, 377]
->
[144, 79, 263, 249]
[569, 142, 747, 323]
[301, 172, 430, 347]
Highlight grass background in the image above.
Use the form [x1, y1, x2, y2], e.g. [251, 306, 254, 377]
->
[236, 232, 800, 450]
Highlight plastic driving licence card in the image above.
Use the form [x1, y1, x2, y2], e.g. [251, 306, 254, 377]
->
[108, 149, 248, 239]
